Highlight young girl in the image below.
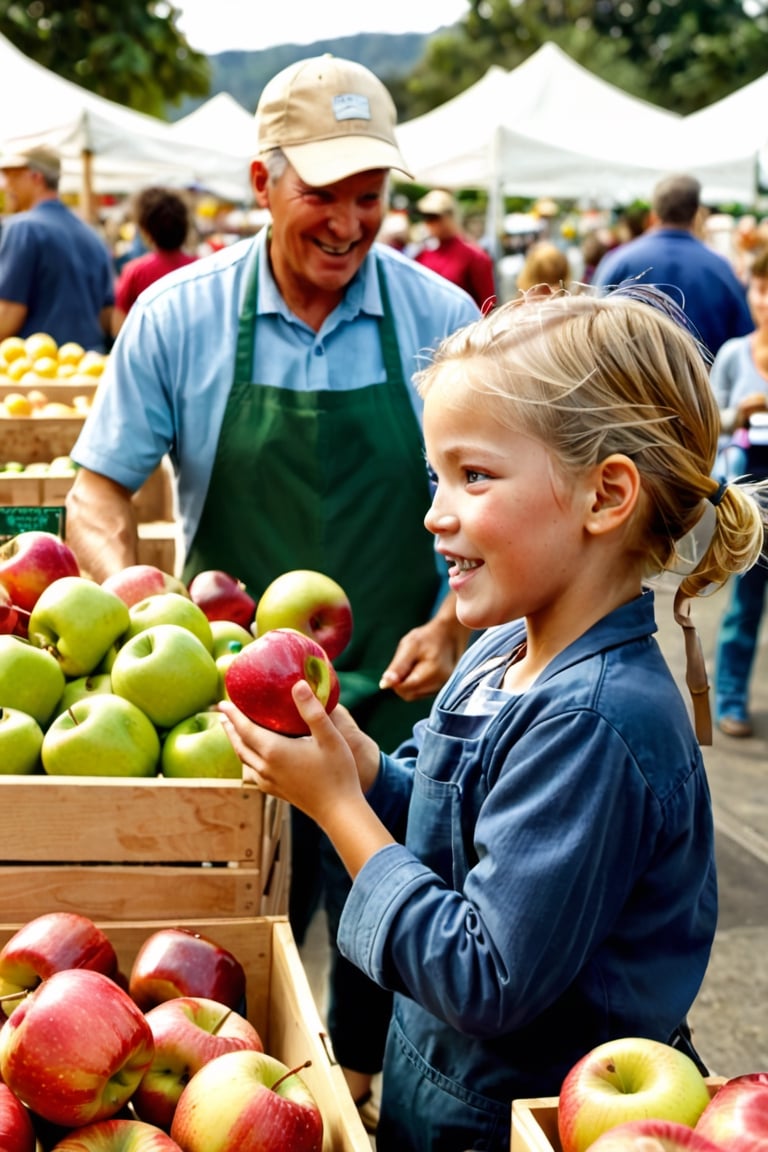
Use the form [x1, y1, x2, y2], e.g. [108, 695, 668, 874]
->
[220, 290, 765, 1152]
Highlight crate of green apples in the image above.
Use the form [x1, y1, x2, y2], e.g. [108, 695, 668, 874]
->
[0, 912, 371, 1152]
[0, 534, 352, 927]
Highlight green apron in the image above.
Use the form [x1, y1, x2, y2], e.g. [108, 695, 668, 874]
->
[184, 248, 440, 749]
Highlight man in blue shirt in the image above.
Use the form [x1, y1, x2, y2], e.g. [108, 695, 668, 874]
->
[593, 173, 752, 359]
[0, 145, 114, 350]
[65, 55, 478, 1129]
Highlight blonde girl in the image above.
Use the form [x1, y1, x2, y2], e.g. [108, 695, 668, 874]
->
[221, 289, 764, 1152]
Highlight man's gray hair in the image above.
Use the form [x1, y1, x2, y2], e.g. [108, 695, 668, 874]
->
[652, 174, 701, 227]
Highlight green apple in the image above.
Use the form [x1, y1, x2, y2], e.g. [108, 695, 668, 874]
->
[55, 673, 113, 717]
[0, 635, 66, 726]
[42, 695, 161, 777]
[125, 593, 214, 652]
[0, 707, 44, 774]
[28, 576, 130, 678]
[209, 620, 254, 660]
[111, 624, 219, 730]
[161, 711, 243, 778]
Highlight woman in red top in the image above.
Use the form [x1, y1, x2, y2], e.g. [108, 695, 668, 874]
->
[111, 187, 197, 337]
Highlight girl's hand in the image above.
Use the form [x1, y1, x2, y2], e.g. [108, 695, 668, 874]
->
[219, 686, 393, 878]
[218, 684, 379, 823]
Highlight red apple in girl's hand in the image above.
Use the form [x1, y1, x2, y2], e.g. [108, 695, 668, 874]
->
[188, 570, 256, 628]
[224, 627, 340, 736]
[0, 1083, 35, 1152]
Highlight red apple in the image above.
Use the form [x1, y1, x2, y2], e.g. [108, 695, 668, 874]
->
[0, 911, 119, 1017]
[695, 1072, 768, 1151]
[0, 1083, 35, 1152]
[586, 1117, 726, 1150]
[188, 570, 256, 629]
[0, 583, 19, 635]
[102, 565, 190, 609]
[128, 928, 246, 1013]
[0, 968, 154, 1127]
[170, 1050, 322, 1152]
[0, 532, 80, 612]
[133, 996, 264, 1130]
[254, 569, 352, 660]
[49, 1117, 183, 1150]
[224, 627, 340, 736]
[558, 1037, 713, 1152]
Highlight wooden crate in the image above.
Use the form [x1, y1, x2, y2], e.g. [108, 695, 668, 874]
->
[510, 1079, 726, 1152]
[0, 380, 98, 405]
[0, 916, 370, 1152]
[0, 776, 289, 922]
[137, 519, 179, 574]
[0, 416, 86, 463]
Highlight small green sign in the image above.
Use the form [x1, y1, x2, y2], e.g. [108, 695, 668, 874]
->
[0, 506, 66, 541]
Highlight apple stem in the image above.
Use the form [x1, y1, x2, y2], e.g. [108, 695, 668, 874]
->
[272, 1060, 312, 1092]
[67, 706, 79, 725]
[0, 989, 29, 1004]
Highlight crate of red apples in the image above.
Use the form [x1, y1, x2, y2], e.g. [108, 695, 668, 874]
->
[0, 911, 370, 1151]
[511, 1033, 767, 1151]
[0, 531, 353, 925]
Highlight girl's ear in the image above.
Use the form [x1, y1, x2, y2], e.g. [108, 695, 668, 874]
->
[585, 453, 641, 536]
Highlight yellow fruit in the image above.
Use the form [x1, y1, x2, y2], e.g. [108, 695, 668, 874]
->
[77, 352, 107, 377]
[3, 393, 33, 416]
[26, 389, 49, 409]
[34, 401, 79, 417]
[0, 336, 27, 363]
[24, 332, 58, 360]
[57, 341, 85, 366]
[32, 356, 59, 378]
[56, 363, 77, 378]
[6, 357, 33, 381]
[19, 371, 44, 388]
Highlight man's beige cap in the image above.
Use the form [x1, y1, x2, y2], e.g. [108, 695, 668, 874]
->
[256, 55, 412, 186]
[0, 144, 61, 181]
[416, 189, 458, 217]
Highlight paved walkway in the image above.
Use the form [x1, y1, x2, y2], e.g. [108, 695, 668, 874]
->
[652, 576, 768, 1077]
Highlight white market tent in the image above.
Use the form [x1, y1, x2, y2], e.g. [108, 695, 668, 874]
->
[0, 32, 252, 210]
[396, 43, 685, 207]
[396, 42, 760, 209]
[674, 74, 766, 204]
[168, 92, 257, 163]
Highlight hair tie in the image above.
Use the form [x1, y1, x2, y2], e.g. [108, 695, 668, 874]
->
[708, 478, 727, 507]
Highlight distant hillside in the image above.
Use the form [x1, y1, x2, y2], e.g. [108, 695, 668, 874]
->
[171, 29, 447, 118]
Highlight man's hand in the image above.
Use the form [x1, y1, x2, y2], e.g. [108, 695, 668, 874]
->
[378, 594, 471, 701]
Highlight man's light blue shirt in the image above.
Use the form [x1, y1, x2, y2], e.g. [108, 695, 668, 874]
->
[71, 229, 479, 556]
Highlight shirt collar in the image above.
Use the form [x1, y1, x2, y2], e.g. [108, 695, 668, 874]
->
[255, 230, 383, 326]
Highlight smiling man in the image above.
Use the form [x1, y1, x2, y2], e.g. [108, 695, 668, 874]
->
[64, 55, 478, 1128]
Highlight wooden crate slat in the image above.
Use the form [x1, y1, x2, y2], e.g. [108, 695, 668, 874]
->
[1, 777, 263, 864]
[0, 863, 264, 921]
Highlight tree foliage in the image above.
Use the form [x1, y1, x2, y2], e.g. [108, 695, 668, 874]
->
[400, 0, 768, 119]
[0, 0, 210, 117]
